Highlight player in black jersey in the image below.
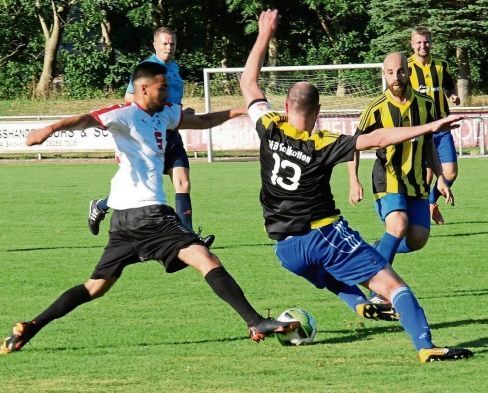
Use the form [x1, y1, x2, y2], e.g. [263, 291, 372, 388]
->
[238, 9, 473, 363]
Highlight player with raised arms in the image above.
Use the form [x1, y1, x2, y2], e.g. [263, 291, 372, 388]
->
[240, 8, 473, 363]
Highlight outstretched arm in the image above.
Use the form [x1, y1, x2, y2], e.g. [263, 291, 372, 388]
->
[179, 107, 247, 129]
[26, 114, 98, 146]
[355, 114, 464, 151]
[240, 9, 280, 107]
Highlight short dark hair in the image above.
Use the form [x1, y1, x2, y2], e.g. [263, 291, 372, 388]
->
[412, 26, 431, 39]
[154, 27, 176, 40]
[287, 82, 320, 116]
[132, 62, 167, 83]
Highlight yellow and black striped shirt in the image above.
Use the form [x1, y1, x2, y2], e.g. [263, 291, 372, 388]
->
[356, 87, 437, 198]
[408, 55, 455, 118]
[256, 110, 358, 240]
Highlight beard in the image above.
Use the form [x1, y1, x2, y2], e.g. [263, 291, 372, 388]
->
[388, 80, 408, 96]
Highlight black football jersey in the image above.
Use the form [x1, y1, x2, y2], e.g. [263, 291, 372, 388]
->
[255, 111, 358, 240]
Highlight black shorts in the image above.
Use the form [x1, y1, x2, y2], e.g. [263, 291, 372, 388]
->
[91, 204, 204, 280]
[164, 130, 189, 174]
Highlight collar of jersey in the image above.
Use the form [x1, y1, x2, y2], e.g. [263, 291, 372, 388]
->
[268, 112, 313, 141]
[384, 87, 414, 116]
[411, 54, 432, 70]
[134, 102, 173, 116]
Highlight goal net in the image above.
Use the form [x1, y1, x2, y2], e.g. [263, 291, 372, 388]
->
[201, 64, 384, 160]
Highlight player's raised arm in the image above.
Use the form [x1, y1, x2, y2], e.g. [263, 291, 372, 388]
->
[355, 114, 464, 151]
[240, 9, 280, 107]
[179, 106, 247, 129]
[26, 114, 99, 146]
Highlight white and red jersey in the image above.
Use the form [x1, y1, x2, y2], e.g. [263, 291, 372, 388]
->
[91, 102, 182, 209]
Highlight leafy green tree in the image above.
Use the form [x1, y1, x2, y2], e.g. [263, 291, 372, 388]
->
[34, 0, 77, 97]
[367, 0, 429, 59]
[0, 0, 43, 98]
[428, 0, 488, 104]
[367, 0, 488, 104]
[59, 0, 149, 97]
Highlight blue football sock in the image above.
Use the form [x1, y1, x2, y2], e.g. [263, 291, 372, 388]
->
[391, 287, 434, 350]
[175, 193, 193, 232]
[396, 238, 412, 254]
[97, 198, 109, 212]
[375, 232, 402, 264]
[322, 271, 367, 311]
[337, 290, 368, 312]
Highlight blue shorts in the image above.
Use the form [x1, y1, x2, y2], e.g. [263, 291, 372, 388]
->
[433, 130, 457, 164]
[275, 217, 387, 287]
[164, 130, 189, 174]
[375, 193, 430, 229]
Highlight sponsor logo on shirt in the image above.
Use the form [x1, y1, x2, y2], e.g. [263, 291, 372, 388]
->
[268, 140, 311, 164]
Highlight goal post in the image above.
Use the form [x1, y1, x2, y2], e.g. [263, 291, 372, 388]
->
[203, 63, 385, 162]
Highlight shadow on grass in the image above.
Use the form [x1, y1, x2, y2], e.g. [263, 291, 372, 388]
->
[418, 288, 488, 299]
[440, 221, 488, 226]
[210, 243, 275, 250]
[33, 318, 487, 353]
[431, 231, 488, 238]
[5, 242, 275, 253]
[312, 318, 488, 347]
[6, 245, 104, 252]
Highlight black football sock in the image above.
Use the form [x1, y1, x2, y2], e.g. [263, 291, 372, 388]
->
[175, 193, 193, 232]
[32, 284, 92, 332]
[205, 267, 261, 327]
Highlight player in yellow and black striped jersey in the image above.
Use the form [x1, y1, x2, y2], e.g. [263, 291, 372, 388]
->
[348, 53, 453, 281]
[356, 89, 436, 198]
[408, 54, 455, 120]
[409, 26, 460, 224]
[239, 10, 473, 363]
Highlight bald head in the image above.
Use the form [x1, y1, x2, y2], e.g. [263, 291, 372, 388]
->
[383, 52, 410, 97]
[383, 52, 408, 70]
[286, 82, 320, 116]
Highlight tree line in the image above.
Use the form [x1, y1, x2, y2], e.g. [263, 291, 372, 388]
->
[1, 0, 487, 104]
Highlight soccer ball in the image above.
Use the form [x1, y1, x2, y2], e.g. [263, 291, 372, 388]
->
[276, 307, 317, 346]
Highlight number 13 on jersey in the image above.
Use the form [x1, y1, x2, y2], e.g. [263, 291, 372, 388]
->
[271, 152, 301, 191]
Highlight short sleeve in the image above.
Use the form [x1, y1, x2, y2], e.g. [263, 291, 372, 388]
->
[323, 134, 358, 166]
[356, 105, 380, 135]
[91, 104, 127, 129]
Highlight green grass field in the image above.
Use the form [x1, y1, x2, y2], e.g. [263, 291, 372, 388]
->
[0, 158, 487, 392]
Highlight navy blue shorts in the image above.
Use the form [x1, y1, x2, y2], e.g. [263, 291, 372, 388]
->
[275, 217, 387, 287]
[433, 130, 457, 164]
[91, 204, 203, 279]
[164, 130, 189, 174]
[375, 193, 430, 229]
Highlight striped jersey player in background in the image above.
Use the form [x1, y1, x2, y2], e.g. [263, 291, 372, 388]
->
[409, 26, 461, 224]
[348, 52, 453, 306]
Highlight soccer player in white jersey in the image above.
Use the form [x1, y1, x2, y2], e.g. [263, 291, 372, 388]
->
[88, 27, 214, 247]
[239, 8, 473, 363]
[0, 62, 300, 354]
